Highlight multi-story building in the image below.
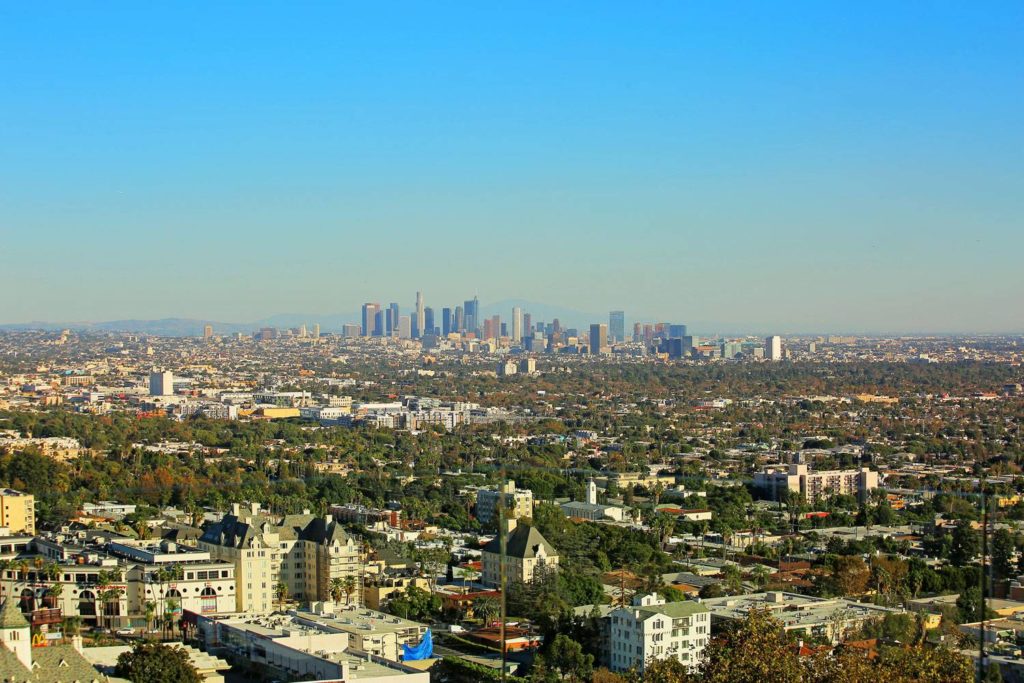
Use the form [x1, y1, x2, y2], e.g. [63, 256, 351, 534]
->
[702, 591, 902, 644]
[362, 303, 381, 337]
[607, 593, 710, 673]
[765, 335, 783, 361]
[5, 536, 235, 631]
[475, 481, 534, 525]
[149, 370, 174, 397]
[0, 490, 34, 535]
[481, 523, 558, 587]
[589, 324, 608, 355]
[199, 503, 362, 614]
[754, 463, 879, 502]
[609, 311, 625, 343]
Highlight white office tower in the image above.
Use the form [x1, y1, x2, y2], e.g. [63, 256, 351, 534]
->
[765, 335, 783, 361]
[415, 291, 425, 339]
[149, 370, 174, 396]
[312, 323, 320, 339]
[512, 306, 522, 342]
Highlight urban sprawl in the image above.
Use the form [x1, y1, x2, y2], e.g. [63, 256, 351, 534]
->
[0, 297, 1020, 682]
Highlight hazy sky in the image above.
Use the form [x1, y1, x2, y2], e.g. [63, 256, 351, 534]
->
[2, 3, 1021, 333]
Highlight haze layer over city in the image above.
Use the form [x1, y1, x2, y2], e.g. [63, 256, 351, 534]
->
[1, 3, 1021, 683]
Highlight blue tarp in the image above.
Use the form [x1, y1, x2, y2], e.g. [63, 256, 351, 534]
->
[402, 628, 433, 660]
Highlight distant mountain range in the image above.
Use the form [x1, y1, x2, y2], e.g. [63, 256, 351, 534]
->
[0, 300, 603, 337]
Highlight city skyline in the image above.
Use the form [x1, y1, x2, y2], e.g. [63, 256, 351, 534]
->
[2, 4, 1022, 332]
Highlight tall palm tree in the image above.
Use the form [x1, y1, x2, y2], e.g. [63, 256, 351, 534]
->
[144, 601, 156, 634]
[342, 576, 357, 606]
[274, 582, 288, 611]
[329, 577, 345, 605]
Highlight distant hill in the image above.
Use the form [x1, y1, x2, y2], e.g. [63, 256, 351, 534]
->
[0, 315, 360, 337]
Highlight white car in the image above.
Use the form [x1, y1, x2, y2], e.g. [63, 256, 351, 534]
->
[115, 628, 134, 636]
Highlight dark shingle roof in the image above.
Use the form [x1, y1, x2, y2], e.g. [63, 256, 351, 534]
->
[482, 525, 557, 559]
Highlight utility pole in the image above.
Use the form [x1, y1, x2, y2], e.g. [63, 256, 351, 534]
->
[499, 466, 507, 683]
[978, 481, 987, 683]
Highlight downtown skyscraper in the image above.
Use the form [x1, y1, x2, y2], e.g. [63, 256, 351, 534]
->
[609, 310, 625, 343]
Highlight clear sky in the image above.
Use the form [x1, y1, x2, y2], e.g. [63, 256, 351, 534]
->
[2, 2, 1021, 333]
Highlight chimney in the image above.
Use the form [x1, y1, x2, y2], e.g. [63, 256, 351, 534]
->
[231, 503, 240, 517]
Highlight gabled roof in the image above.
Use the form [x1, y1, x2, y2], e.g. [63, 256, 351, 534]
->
[482, 525, 557, 560]
[31, 645, 107, 682]
[201, 513, 350, 549]
[0, 597, 29, 630]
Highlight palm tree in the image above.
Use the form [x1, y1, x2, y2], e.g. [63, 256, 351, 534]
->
[473, 595, 499, 625]
[45, 582, 63, 609]
[329, 577, 345, 605]
[98, 587, 122, 632]
[153, 566, 171, 637]
[274, 582, 288, 611]
[461, 565, 480, 594]
[341, 576, 357, 606]
[750, 564, 770, 589]
[144, 601, 156, 634]
[162, 598, 180, 638]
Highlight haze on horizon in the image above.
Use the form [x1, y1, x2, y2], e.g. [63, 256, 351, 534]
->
[1, 3, 1021, 334]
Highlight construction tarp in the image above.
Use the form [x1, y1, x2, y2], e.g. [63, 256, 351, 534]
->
[402, 628, 433, 660]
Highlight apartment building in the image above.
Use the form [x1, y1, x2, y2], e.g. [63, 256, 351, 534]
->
[607, 593, 710, 673]
[0, 490, 35, 535]
[6, 537, 235, 631]
[754, 463, 879, 502]
[475, 481, 534, 525]
[199, 503, 362, 614]
[481, 523, 558, 587]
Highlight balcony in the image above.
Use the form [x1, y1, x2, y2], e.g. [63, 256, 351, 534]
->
[29, 608, 63, 627]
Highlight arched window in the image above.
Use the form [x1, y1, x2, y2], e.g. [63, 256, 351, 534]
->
[19, 589, 34, 613]
[78, 590, 96, 617]
[200, 587, 217, 613]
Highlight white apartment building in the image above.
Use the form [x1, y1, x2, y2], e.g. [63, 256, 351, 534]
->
[765, 335, 783, 361]
[608, 593, 710, 673]
[475, 481, 534, 525]
[754, 463, 879, 502]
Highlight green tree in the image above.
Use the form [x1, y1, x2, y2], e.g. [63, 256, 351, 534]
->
[547, 634, 594, 683]
[992, 529, 1015, 581]
[115, 642, 202, 683]
[950, 523, 980, 565]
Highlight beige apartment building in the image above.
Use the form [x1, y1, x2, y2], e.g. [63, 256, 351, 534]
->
[0, 490, 35, 535]
[754, 463, 879, 502]
[482, 523, 558, 587]
[199, 503, 362, 614]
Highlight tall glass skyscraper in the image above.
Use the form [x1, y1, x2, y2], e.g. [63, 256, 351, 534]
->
[441, 307, 452, 336]
[609, 310, 625, 342]
[463, 297, 479, 334]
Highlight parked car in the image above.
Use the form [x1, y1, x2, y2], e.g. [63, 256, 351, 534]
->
[115, 628, 134, 636]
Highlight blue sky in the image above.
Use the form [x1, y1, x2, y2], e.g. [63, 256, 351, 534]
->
[1, 2, 1021, 333]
